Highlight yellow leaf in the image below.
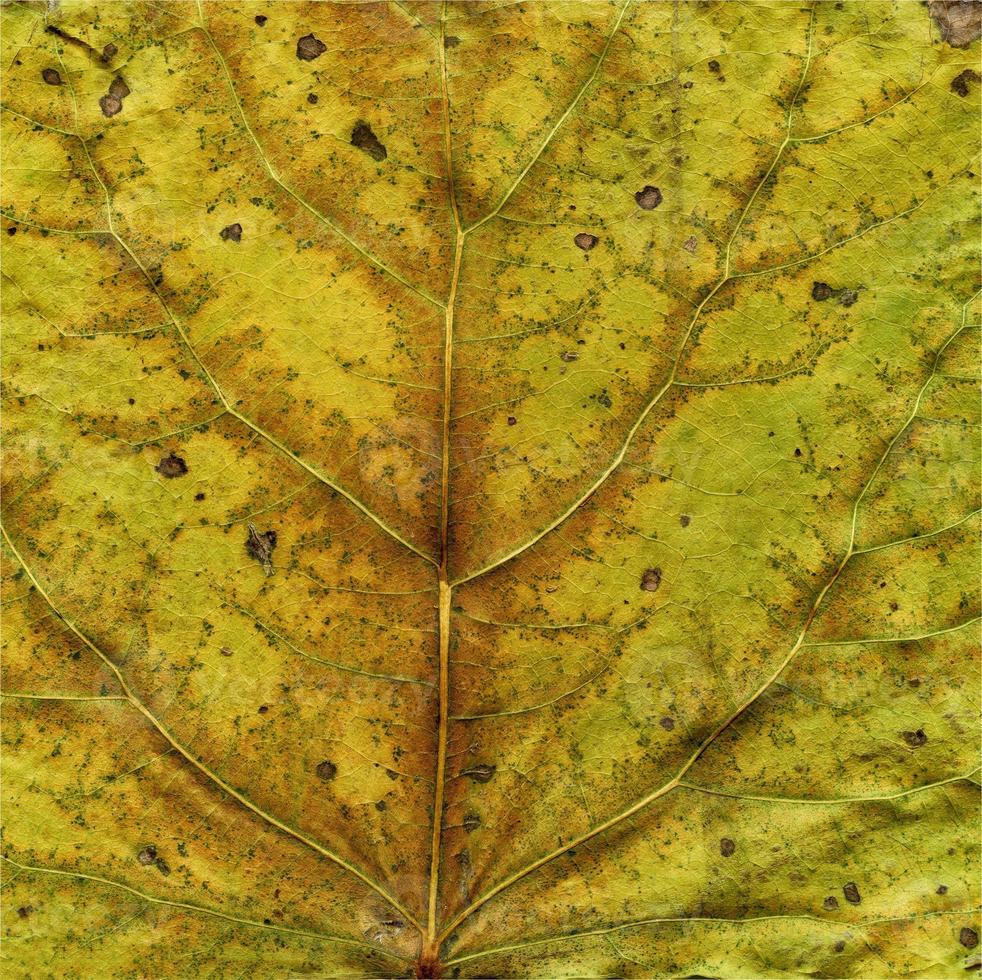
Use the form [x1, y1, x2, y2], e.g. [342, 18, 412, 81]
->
[2, 1, 979, 977]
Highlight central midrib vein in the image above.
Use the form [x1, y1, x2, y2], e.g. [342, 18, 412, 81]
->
[426, 0, 465, 960]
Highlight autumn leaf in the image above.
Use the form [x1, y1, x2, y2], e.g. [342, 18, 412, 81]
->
[1, 1, 980, 978]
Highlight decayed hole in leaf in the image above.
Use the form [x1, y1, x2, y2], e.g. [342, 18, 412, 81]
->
[842, 882, 862, 905]
[316, 760, 338, 781]
[99, 94, 122, 118]
[219, 222, 242, 242]
[350, 121, 387, 162]
[928, 0, 982, 47]
[296, 33, 326, 61]
[634, 185, 663, 210]
[154, 453, 187, 478]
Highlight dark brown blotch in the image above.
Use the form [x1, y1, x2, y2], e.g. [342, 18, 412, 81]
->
[635, 185, 663, 210]
[444, 35, 460, 48]
[108, 76, 129, 99]
[720, 837, 736, 857]
[41, 68, 62, 86]
[823, 896, 840, 911]
[255, 14, 268, 26]
[100, 43, 118, 63]
[245, 523, 277, 576]
[937, 884, 949, 895]
[17, 906, 34, 919]
[296, 33, 327, 61]
[560, 351, 579, 362]
[843, 882, 861, 905]
[640, 567, 662, 592]
[574, 232, 598, 251]
[351, 121, 387, 161]
[951, 68, 981, 96]
[902, 728, 927, 747]
[680, 514, 691, 527]
[155, 857, 170, 876]
[462, 813, 481, 832]
[220, 222, 243, 243]
[307, 92, 318, 105]
[659, 716, 675, 731]
[812, 281, 833, 301]
[155, 452, 188, 478]
[316, 760, 337, 781]
[961, 927, 979, 949]
[463, 764, 495, 783]
[137, 845, 157, 865]
[833, 940, 846, 953]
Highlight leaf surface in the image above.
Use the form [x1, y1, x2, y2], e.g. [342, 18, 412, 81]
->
[1, 1, 980, 977]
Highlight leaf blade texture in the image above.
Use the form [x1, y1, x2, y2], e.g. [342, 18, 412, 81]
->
[1, 1, 980, 977]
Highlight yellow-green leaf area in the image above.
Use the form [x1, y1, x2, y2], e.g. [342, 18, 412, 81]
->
[1, 1, 979, 978]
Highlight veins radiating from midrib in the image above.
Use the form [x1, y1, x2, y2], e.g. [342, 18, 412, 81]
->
[194, 1, 443, 310]
[424, 1, 633, 956]
[0, 526, 421, 932]
[43, 32, 435, 569]
[435, 294, 978, 944]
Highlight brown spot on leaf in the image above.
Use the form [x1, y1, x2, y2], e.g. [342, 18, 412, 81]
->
[155, 857, 171, 876]
[351, 121, 387, 161]
[462, 813, 480, 831]
[635, 185, 663, 210]
[307, 92, 318, 104]
[574, 232, 598, 251]
[316, 760, 337, 781]
[680, 514, 691, 527]
[296, 33, 327, 61]
[245, 523, 277, 576]
[659, 716, 675, 730]
[812, 281, 833, 301]
[961, 927, 980, 949]
[683, 235, 697, 253]
[720, 837, 736, 857]
[444, 35, 460, 47]
[951, 68, 981, 96]
[707, 59, 721, 73]
[902, 728, 928, 747]
[137, 845, 157, 865]
[838, 288, 859, 307]
[255, 14, 268, 26]
[220, 646, 233, 656]
[220, 222, 242, 242]
[99, 94, 122, 118]
[101, 43, 118, 63]
[155, 453, 188, 478]
[41, 68, 61, 86]
[17, 906, 34, 919]
[641, 568, 662, 592]
[834, 940, 846, 953]
[108, 76, 129, 99]
[507, 416, 517, 426]
[843, 882, 861, 905]
[937, 884, 949, 895]
[560, 351, 579, 362]
[928, 1, 982, 47]
[462, 764, 495, 783]
[823, 896, 840, 911]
